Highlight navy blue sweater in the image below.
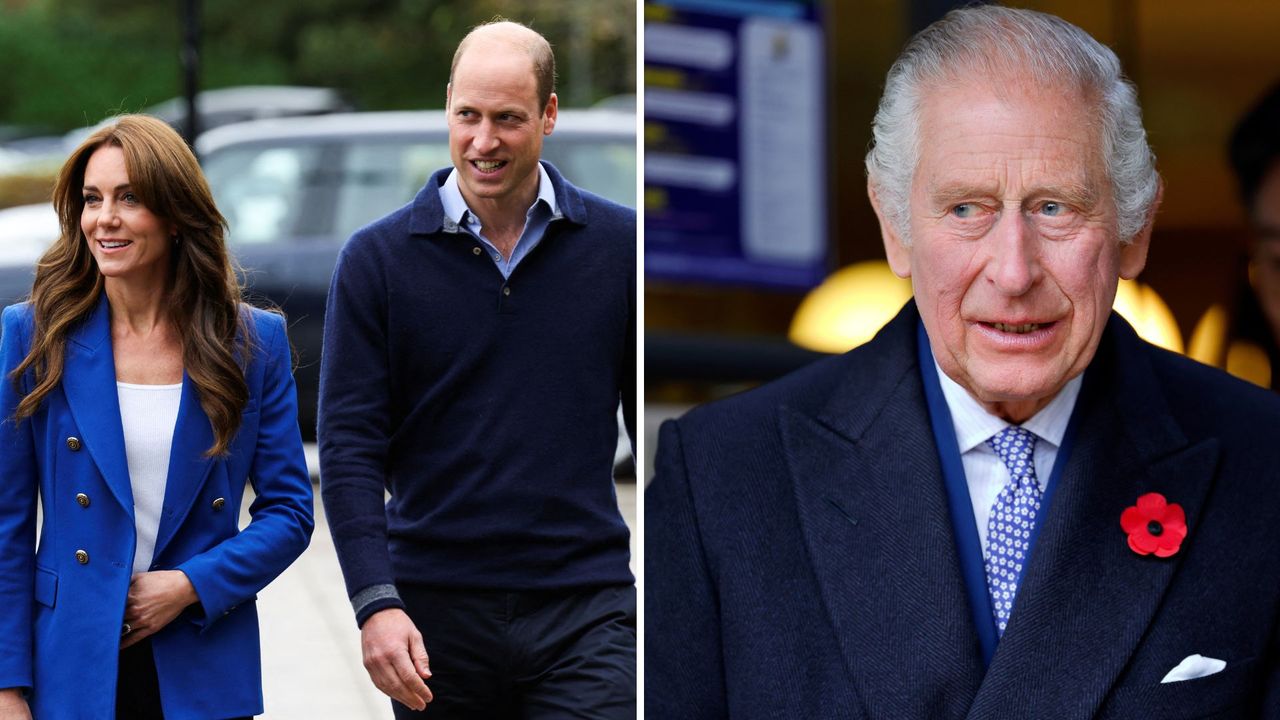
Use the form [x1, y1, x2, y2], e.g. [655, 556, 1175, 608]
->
[319, 163, 635, 624]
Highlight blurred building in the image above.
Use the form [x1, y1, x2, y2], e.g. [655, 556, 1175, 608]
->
[646, 0, 1280, 447]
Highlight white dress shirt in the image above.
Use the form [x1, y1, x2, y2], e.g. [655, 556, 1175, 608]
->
[932, 359, 1082, 555]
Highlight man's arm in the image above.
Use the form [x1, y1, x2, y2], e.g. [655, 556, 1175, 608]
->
[318, 237, 431, 711]
[319, 237, 402, 621]
[621, 263, 636, 454]
[645, 419, 728, 718]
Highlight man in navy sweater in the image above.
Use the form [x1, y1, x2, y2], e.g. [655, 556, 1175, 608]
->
[319, 20, 635, 719]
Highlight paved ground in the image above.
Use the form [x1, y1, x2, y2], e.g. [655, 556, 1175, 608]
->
[249, 481, 638, 718]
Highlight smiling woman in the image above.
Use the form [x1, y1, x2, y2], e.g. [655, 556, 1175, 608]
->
[80, 146, 176, 286]
[0, 115, 314, 719]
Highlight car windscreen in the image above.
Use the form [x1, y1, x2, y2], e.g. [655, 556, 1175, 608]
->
[202, 134, 634, 249]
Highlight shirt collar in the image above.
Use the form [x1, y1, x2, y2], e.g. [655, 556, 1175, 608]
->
[438, 162, 560, 232]
[932, 356, 1082, 453]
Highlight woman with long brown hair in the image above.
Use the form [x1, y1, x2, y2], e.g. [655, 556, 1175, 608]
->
[0, 114, 313, 719]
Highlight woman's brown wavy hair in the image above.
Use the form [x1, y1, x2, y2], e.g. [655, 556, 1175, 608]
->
[10, 114, 252, 456]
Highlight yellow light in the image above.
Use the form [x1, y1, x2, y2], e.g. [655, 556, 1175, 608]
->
[791, 268, 1188, 358]
[644, 187, 668, 210]
[1226, 341, 1273, 388]
[644, 3, 673, 21]
[1111, 279, 1183, 354]
[643, 68, 685, 89]
[1187, 303, 1227, 367]
[789, 261, 913, 353]
[1187, 304, 1273, 386]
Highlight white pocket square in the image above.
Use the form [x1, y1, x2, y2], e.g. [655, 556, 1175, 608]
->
[1160, 654, 1226, 683]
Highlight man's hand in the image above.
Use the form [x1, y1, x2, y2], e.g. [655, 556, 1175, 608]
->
[361, 608, 433, 711]
[120, 570, 199, 649]
[0, 688, 31, 719]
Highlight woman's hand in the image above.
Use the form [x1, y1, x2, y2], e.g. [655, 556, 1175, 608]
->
[120, 570, 199, 649]
[0, 688, 32, 719]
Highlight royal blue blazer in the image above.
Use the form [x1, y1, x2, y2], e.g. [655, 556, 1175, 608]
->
[0, 297, 314, 719]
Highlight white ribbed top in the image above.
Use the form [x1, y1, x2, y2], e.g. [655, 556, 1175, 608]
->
[117, 381, 183, 576]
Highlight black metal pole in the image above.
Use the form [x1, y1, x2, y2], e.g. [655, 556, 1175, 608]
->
[180, 0, 201, 151]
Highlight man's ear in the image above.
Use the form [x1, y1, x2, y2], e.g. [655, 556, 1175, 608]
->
[1120, 176, 1163, 280]
[445, 83, 452, 110]
[869, 181, 912, 278]
[543, 92, 558, 136]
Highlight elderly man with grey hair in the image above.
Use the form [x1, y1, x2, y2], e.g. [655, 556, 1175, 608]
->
[645, 6, 1280, 719]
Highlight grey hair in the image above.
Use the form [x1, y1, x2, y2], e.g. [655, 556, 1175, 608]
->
[865, 5, 1159, 244]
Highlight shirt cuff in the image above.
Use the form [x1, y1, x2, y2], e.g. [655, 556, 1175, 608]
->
[352, 583, 405, 627]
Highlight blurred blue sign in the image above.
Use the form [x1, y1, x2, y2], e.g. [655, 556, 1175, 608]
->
[645, 0, 826, 288]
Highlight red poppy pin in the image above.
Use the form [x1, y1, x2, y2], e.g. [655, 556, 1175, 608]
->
[1120, 492, 1187, 557]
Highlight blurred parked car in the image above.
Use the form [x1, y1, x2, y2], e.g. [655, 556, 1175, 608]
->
[200, 108, 636, 442]
[143, 85, 356, 132]
[59, 85, 357, 156]
[0, 203, 58, 264]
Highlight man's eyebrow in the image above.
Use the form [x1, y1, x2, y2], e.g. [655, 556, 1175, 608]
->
[450, 104, 529, 120]
[1024, 183, 1099, 208]
[924, 182, 1099, 207]
[925, 184, 997, 206]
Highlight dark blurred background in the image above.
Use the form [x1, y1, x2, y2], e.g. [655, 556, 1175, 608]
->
[0, 0, 635, 200]
[0, 0, 634, 130]
[644, 0, 1280, 473]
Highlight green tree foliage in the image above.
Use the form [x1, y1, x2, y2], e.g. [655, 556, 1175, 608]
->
[0, 0, 634, 131]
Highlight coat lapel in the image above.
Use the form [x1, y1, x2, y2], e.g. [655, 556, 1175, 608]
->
[783, 305, 984, 719]
[966, 316, 1219, 719]
[61, 297, 135, 516]
[151, 372, 216, 560]
[58, 294, 219, 561]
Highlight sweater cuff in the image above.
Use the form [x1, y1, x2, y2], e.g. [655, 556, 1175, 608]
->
[352, 584, 405, 627]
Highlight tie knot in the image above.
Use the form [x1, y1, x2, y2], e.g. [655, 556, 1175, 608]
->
[987, 426, 1038, 484]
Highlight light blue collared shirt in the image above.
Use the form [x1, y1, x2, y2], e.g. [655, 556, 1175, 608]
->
[438, 162, 561, 279]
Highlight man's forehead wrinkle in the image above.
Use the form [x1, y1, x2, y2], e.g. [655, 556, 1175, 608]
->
[926, 125, 1096, 148]
[925, 156, 1094, 189]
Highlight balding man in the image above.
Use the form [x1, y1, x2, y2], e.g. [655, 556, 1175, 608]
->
[646, 6, 1280, 718]
[319, 20, 636, 719]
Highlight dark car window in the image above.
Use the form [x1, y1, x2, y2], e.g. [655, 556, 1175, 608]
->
[334, 140, 452, 242]
[202, 130, 635, 250]
[202, 144, 328, 246]
[542, 139, 636, 209]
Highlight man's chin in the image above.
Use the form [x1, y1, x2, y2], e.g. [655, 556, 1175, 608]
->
[964, 373, 1071, 423]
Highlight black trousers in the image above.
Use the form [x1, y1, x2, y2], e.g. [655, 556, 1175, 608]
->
[115, 638, 252, 720]
[393, 584, 636, 720]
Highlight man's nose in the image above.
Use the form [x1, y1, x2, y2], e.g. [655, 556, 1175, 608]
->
[985, 209, 1040, 296]
[473, 122, 500, 153]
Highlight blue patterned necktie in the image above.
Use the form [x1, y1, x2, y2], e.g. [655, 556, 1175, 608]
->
[984, 426, 1041, 637]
